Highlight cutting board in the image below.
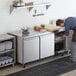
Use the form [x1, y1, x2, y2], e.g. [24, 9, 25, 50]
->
[45, 25, 63, 32]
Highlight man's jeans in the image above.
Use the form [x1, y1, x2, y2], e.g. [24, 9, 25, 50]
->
[70, 42, 76, 62]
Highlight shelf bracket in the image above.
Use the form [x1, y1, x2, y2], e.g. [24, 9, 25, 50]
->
[10, 5, 15, 14]
[27, 7, 33, 12]
[46, 5, 51, 9]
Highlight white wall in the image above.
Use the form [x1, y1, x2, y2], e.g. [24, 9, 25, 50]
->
[0, 0, 76, 34]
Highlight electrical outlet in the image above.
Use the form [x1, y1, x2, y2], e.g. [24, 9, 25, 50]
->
[50, 20, 53, 24]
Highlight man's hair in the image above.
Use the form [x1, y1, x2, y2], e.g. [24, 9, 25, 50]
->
[56, 19, 64, 26]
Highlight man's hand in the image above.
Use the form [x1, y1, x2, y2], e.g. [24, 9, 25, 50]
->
[61, 35, 68, 39]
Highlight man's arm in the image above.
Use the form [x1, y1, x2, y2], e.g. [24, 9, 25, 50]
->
[61, 34, 68, 39]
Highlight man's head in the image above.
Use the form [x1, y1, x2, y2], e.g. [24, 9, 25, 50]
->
[56, 19, 64, 27]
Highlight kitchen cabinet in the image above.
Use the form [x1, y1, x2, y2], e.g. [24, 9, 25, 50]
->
[9, 29, 55, 66]
[23, 37, 39, 64]
[17, 36, 39, 65]
[40, 33, 54, 58]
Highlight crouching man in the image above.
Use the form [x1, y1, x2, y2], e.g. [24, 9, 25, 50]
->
[56, 17, 76, 62]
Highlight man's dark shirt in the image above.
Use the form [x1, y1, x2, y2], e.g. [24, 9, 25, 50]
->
[64, 17, 76, 35]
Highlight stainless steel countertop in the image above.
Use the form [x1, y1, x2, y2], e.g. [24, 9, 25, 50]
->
[8, 29, 53, 39]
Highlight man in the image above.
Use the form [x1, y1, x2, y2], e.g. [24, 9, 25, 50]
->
[56, 17, 76, 62]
